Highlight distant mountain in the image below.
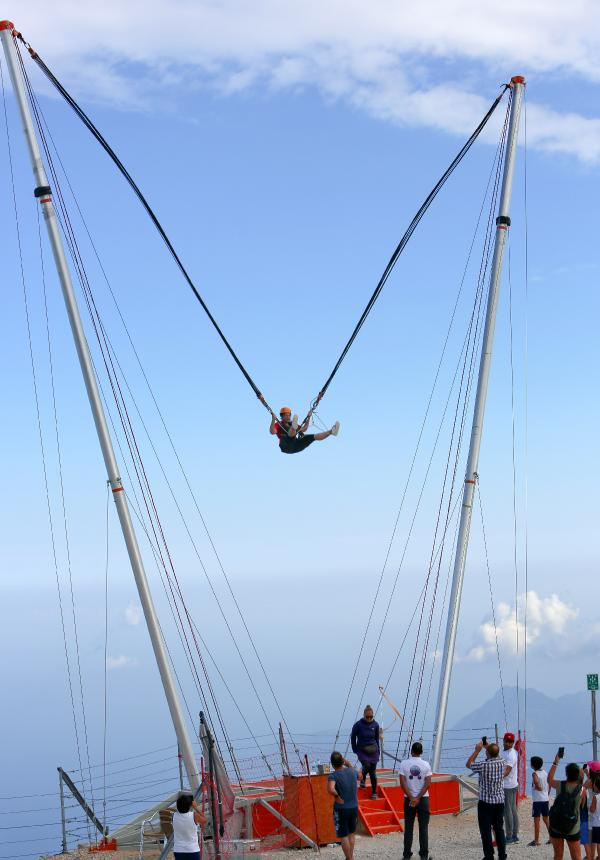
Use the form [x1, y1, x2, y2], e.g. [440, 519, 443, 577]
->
[451, 686, 595, 765]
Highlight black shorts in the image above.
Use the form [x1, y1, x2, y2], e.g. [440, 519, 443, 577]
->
[279, 434, 315, 454]
[532, 801, 550, 818]
[333, 807, 358, 838]
[549, 828, 580, 843]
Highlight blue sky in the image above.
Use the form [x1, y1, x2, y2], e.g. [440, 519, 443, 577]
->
[0, 2, 599, 856]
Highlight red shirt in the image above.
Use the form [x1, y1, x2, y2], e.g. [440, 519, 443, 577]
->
[274, 420, 291, 440]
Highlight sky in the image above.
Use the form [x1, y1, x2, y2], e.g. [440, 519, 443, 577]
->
[0, 2, 599, 857]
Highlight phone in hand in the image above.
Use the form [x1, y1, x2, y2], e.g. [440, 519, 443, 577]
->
[481, 736, 487, 746]
[558, 747, 565, 759]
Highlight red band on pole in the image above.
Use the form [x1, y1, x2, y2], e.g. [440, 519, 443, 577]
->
[0, 21, 15, 31]
[40, 197, 52, 204]
[112, 486, 124, 493]
[465, 479, 476, 484]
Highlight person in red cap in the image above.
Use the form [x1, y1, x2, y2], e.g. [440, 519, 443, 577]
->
[270, 407, 339, 454]
[502, 732, 520, 844]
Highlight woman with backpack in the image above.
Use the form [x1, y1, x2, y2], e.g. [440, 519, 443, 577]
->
[547, 752, 583, 860]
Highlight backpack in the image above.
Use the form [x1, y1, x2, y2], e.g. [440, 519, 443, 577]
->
[549, 781, 580, 834]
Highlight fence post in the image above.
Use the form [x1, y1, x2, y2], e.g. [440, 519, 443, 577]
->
[59, 768, 68, 854]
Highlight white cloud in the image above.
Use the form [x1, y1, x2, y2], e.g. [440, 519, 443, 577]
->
[463, 590, 579, 662]
[11, 1, 600, 163]
[106, 654, 136, 670]
[124, 601, 142, 626]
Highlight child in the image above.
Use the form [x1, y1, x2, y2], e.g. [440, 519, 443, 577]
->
[529, 755, 550, 846]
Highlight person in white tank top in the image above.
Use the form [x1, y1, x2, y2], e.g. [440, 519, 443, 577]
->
[172, 792, 207, 859]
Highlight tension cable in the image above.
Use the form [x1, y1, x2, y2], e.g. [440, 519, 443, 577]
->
[299, 83, 511, 425]
[15, 31, 279, 420]
[16, 28, 508, 424]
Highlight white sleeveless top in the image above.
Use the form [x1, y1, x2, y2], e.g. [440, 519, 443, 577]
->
[173, 810, 200, 853]
[531, 769, 549, 801]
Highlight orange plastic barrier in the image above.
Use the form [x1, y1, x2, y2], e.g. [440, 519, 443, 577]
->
[382, 776, 461, 819]
[282, 774, 338, 846]
[247, 771, 461, 847]
[251, 798, 285, 839]
[89, 837, 117, 852]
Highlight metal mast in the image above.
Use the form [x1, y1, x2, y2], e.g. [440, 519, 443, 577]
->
[0, 22, 200, 790]
[431, 77, 525, 771]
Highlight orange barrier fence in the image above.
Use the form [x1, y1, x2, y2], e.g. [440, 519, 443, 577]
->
[241, 770, 462, 849]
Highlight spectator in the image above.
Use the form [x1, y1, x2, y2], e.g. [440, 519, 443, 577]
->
[351, 705, 380, 799]
[399, 741, 432, 860]
[327, 751, 360, 860]
[589, 773, 600, 859]
[466, 740, 508, 860]
[547, 753, 582, 860]
[172, 792, 207, 860]
[528, 755, 550, 846]
[581, 769, 591, 860]
[501, 731, 519, 843]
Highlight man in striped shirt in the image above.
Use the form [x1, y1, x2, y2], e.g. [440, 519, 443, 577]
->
[467, 740, 511, 860]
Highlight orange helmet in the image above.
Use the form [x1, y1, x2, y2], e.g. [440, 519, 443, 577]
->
[279, 407, 291, 415]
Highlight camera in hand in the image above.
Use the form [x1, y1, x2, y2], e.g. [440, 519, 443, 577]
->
[557, 747, 565, 759]
[481, 736, 487, 746]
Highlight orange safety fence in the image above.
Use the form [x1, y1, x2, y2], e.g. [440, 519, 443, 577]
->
[241, 771, 462, 851]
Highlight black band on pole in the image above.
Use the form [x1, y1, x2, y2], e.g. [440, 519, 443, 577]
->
[34, 184, 51, 197]
[496, 215, 511, 226]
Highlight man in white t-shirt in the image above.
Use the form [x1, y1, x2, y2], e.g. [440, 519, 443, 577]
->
[399, 742, 433, 859]
[501, 732, 519, 843]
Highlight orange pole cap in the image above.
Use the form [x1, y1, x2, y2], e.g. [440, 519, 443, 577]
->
[511, 75, 526, 85]
[0, 20, 15, 31]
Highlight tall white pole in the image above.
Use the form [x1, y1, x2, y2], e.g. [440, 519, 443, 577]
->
[0, 22, 200, 790]
[431, 77, 525, 771]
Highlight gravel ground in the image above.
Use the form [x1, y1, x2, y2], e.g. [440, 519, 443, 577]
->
[42, 807, 557, 860]
[266, 806, 555, 860]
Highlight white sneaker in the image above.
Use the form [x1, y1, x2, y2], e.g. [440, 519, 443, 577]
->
[292, 414, 299, 430]
[331, 421, 340, 436]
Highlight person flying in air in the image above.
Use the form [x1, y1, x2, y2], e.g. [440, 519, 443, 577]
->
[270, 407, 339, 454]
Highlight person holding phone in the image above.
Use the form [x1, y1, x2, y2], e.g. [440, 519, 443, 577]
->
[547, 749, 582, 860]
[529, 756, 550, 846]
[466, 739, 509, 860]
